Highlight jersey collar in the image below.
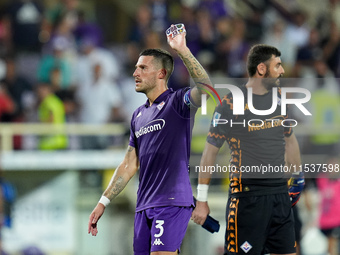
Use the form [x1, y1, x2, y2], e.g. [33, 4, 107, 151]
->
[144, 88, 173, 107]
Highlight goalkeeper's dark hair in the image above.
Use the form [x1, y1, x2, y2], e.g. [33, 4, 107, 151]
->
[140, 49, 174, 81]
[247, 44, 281, 77]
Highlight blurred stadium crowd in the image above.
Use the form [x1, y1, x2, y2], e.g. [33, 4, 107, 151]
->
[0, 0, 340, 149]
[1, 0, 340, 254]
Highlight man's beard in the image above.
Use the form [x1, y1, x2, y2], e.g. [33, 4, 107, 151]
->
[263, 69, 281, 90]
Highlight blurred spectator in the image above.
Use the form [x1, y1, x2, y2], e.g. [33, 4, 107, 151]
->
[263, 20, 297, 73]
[76, 37, 120, 87]
[44, 13, 77, 55]
[0, 83, 15, 122]
[73, 10, 104, 47]
[128, 4, 153, 45]
[294, 28, 323, 77]
[0, 174, 16, 229]
[46, 0, 78, 27]
[315, 0, 340, 40]
[49, 67, 63, 92]
[321, 21, 340, 77]
[284, 9, 310, 48]
[0, 10, 10, 56]
[119, 77, 148, 120]
[2, 56, 33, 122]
[143, 30, 163, 49]
[213, 16, 232, 73]
[297, 60, 340, 154]
[36, 83, 68, 150]
[0, 59, 5, 81]
[41, 0, 79, 44]
[177, 6, 200, 56]
[76, 63, 124, 150]
[149, 0, 169, 33]
[0, 171, 16, 254]
[224, 17, 249, 78]
[2, 57, 34, 149]
[4, 0, 44, 53]
[37, 37, 72, 91]
[198, 0, 229, 21]
[245, 9, 264, 44]
[121, 42, 141, 78]
[55, 89, 77, 123]
[317, 165, 340, 255]
[21, 246, 45, 255]
[195, 7, 216, 70]
[118, 43, 146, 118]
[43, 11, 79, 84]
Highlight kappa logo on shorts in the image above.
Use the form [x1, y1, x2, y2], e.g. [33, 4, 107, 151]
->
[153, 238, 164, 246]
[240, 241, 252, 253]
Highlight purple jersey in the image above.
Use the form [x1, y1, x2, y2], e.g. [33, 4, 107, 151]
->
[129, 88, 196, 212]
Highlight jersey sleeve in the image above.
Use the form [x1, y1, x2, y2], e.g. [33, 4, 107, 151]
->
[172, 87, 198, 118]
[128, 112, 137, 148]
[206, 94, 233, 148]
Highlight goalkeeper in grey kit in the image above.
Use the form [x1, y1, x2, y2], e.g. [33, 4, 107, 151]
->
[191, 44, 305, 255]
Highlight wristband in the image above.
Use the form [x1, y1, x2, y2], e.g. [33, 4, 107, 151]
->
[197, 184, 209, 202]
[99, 196, 110, 207]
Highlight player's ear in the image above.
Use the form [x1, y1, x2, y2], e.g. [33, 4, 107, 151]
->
[158, 68, 167, 79]
[257, 63, 267, 76]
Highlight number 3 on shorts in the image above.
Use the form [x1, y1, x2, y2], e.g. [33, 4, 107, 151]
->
[154, 220, 165, 238]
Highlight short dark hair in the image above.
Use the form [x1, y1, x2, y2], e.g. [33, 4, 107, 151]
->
[140, 49, 174, 81]
[247, 44, 281, 77]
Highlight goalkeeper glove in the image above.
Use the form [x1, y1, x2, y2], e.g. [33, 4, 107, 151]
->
[288, 171, 305, 207]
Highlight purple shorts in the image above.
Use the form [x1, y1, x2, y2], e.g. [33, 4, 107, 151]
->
[133, 206, 192, 255]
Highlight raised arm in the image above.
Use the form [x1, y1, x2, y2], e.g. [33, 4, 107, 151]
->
[191, 142, 220, 225]
[167, 25, 212, 106]
[88, 145, 139, 236]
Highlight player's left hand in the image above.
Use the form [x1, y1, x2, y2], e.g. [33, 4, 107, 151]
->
[191, 200, 210, 225]
[288, 171, 305, 207]
[88, 203, 105, 236]
[166, 24, 188, 53]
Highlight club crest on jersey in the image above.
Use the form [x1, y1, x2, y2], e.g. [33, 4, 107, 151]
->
[240, 241, 252, 253]
[157, 101, 165, 110]
[212, 112, 221, 127]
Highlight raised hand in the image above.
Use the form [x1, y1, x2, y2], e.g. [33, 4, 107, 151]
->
[166, 24, 188, 53]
